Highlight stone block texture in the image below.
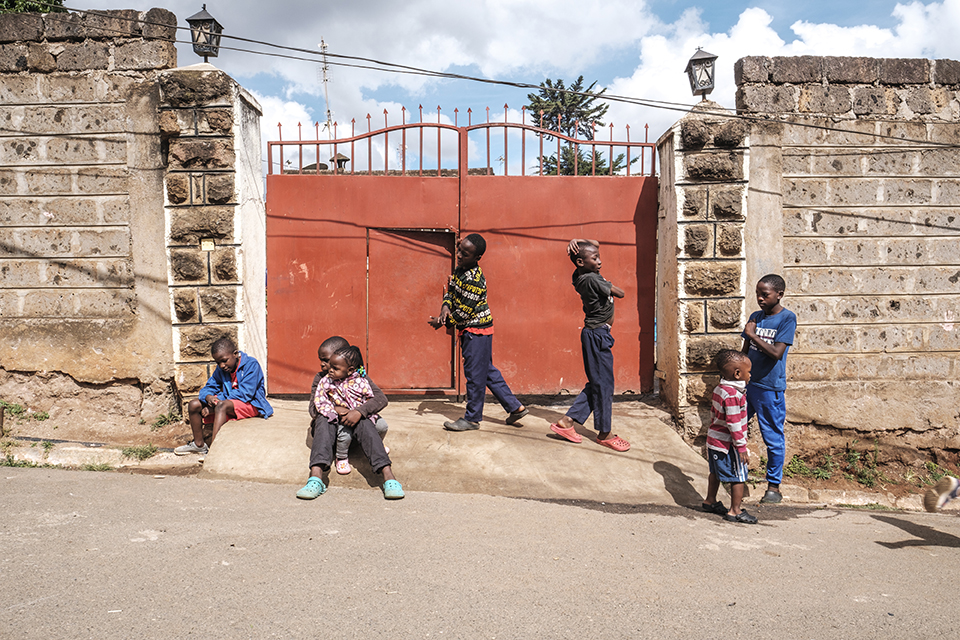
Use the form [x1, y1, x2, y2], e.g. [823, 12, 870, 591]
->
[160, 66, 256, 399]
[732, 55, 960, 455]
[0, 11, 187, 432]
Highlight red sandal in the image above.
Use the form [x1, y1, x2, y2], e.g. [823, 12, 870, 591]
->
[597, 435, 630, 451]
[550, 423, 582, 444]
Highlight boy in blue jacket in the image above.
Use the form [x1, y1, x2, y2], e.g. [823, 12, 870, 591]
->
[175, 337, 273, 456]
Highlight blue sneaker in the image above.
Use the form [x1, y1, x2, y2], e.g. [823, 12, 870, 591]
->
[296, 477, 326, 500]
[382, 479, 404, 500]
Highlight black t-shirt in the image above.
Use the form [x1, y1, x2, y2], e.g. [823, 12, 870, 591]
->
[573, 269, 614, 328]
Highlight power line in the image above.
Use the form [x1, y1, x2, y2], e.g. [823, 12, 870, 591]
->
[10, 2, 960, 149]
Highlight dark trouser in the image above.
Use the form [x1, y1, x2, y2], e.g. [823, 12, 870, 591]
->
[310, 415, 392, 474]
[565, 325, 615, 433]
[461, 331, 522, 423]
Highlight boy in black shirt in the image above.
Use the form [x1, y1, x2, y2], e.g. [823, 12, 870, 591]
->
[550, 239, 630, 451]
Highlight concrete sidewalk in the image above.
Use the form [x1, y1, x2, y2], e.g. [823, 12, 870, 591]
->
[200, 397, 712, 505]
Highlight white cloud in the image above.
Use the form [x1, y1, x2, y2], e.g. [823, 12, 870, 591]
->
[71, 0, 960, 162]
[605, 1, 960, 143]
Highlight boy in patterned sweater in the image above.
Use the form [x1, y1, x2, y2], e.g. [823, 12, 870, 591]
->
[428, 233, 527, 431]
[702, 349, 757, 524]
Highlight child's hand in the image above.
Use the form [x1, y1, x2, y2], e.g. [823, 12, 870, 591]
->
[744, 319, 757, 339]
[567, 239, 580, 256]
[738, 449, 750, 467]
[429, 306, 452, 328]
[201, 406, 210, 418]
[339, 409, 362, 427]
[207, 396, 220, 407]
[333, 405, 350, 417]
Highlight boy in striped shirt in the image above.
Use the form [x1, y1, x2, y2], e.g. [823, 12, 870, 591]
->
[702, 349, 757, 524]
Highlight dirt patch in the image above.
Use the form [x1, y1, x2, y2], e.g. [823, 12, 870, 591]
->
[2, 406, 192, 449]
[766, 447, 959, 501]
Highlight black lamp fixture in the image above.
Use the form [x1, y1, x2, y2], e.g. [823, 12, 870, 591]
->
[186, 4, 223, 63]
[684, 48, 718, 100]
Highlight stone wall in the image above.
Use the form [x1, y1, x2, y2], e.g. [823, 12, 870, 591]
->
[0, 10, 267, 436]
[659, 56, 960, 462]
[0, 9, 178, 429]
[739, 56, 960, 461]
[656, 102, 748, 440]
[159, 65, 266, 396]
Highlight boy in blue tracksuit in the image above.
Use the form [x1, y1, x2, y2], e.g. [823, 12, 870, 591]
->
[175, 336, 273, 456]
[741, 274, 797, 504]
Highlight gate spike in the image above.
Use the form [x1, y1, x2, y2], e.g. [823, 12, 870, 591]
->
[504, 103, 508, 123]
[384, 108, 388, 129]
[402, 105, 406, 125]
[521, 105, 526, 125]
[485, 106, 489, 123]
[644, 123, 649, 143]
[297, 122, 302, 140]
[366, 113, 371, 132]
[454, 107, 458, 127]
[467, 108, 472, 126]
[626, 124, 631, 142]
[419, 104, 423, 123]
[351, 118, 356, 137]
[333, 121, 338, 138]
[315, 122, 319, 139]
[277, 122, 282, 140]
[437, 105, 441, 124]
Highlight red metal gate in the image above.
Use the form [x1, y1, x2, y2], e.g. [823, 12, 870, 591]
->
[266, 110, 658, 396]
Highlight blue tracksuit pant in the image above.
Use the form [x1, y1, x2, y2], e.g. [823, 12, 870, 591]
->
[461, 332, 521, 423]
[746, 385, 786, 485]
[566, 325, 614, 433]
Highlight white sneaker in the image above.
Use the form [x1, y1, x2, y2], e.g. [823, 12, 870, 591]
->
[174, 441, 209, 456]
[924, 476, 960, 512]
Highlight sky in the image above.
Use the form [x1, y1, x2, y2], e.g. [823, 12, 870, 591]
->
[71, 0, 960, 174]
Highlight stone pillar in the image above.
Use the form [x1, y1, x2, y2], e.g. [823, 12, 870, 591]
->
[657, 102, 747, 442]
[159, 64, 265, 400]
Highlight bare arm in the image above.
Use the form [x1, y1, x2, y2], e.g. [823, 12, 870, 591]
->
[743, 320, 788, 360]
[567, 238, 599, 257]
[610, 284, 625, 298]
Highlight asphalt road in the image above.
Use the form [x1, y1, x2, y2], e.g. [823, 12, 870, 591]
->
[2, 468, 958, 639]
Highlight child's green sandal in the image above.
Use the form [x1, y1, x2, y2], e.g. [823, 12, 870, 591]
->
[382, 479, 404, 500]
[296, 477, 326, 500]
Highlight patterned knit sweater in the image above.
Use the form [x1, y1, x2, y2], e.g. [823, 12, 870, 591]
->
[442, 265, 493, 329]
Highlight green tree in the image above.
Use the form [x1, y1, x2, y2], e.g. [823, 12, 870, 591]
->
[525, 76, 635, 176]
[0, 0, 65, 12]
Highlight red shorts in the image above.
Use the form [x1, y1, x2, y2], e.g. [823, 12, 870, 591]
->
[202, 400, 259, 424]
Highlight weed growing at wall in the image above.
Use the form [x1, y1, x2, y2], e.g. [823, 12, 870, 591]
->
[81, 462, 113, 472]
[151, 412, 181, 432]
[121, 444, 158, 461]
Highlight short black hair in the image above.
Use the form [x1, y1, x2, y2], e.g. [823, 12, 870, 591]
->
[211, 336, 236, 356]
[319, 335, 349, 357]
[715, 349, 749, 374]
[334, 345, 364, 371]
[759, 273, 786, 294]
[569, 241, 597, 265]
[463, 233, 486, 257]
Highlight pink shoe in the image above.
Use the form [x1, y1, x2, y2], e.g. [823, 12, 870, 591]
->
[335, 458, 352, 475]
[550, 423, 582, 443]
